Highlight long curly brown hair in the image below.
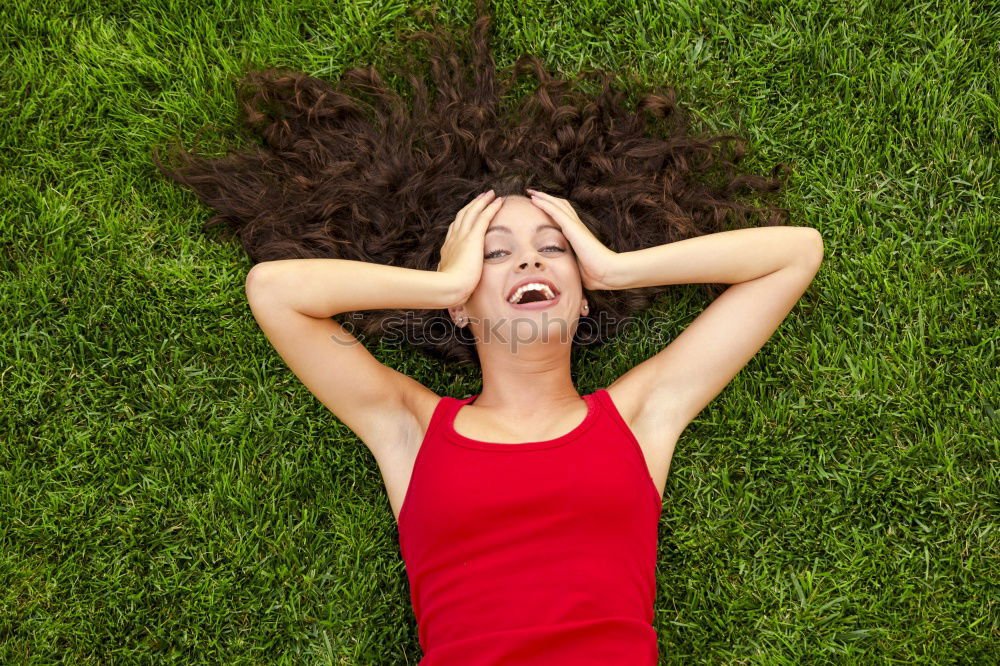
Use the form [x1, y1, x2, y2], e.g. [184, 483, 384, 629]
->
[152, 0, 791, 369]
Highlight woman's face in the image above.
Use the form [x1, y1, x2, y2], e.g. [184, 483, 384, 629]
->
[453, 194, 586, 350]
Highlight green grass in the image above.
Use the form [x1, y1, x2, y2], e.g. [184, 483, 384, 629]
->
[2, 0, 997, 663]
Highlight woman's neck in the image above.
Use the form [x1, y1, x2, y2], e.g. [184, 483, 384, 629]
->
[473, 352, 580, 417]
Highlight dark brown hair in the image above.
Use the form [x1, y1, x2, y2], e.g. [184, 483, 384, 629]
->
[152, 0, 791, 369]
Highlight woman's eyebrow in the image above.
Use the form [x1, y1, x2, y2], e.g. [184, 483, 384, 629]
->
[486, 224, 562, 235]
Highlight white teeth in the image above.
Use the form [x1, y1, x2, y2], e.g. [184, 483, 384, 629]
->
[508, 282, 556, 304]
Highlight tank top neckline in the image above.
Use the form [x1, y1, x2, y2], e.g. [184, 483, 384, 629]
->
[443, 389, 604, 451]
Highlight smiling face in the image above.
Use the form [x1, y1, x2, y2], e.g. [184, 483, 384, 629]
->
[450, 195, 588, 351]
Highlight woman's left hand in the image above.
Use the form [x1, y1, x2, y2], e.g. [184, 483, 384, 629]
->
[526, 189, 621, 290]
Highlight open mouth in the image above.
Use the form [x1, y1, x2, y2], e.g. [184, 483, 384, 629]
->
[506, 281, 560, 305]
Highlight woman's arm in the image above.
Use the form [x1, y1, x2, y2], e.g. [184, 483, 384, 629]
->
[603, 226, 823, 463]
[244, 259, 455, 462]
[605, 225, 823, 289]
[246, 258, 463, 317]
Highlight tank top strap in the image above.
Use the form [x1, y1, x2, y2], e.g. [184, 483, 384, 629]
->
[591, 388, 630, 433]
[423, 394, 476, 449]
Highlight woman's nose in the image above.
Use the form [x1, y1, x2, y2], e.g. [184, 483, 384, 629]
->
[518, 260, 541, 269]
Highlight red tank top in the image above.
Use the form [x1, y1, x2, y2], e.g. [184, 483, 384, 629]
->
[397, 388, 662, 665]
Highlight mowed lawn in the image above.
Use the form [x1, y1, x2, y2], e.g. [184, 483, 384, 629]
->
[2, 0, 997, 663]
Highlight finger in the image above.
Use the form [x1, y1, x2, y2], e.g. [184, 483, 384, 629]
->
[451, 192, 488, 229]
[483, 196, 504, 214]
[530, 195, 576, 227]
[527, 194, 564, 220]
[527, 190, 561, 209]
[458, 190, 496, 228]
[530, 192, 572, 219]
[468, 190, 493, 208]
[464, 192, 501, 226]
[468, 196, 504, 233]
[528, 189, 573, 215]
[526, 189, 561, 204]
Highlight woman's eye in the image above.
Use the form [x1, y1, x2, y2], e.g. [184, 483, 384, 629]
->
[484, 246, 565, 259]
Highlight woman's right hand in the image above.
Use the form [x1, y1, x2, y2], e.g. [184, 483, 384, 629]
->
[436, 190, 504, 305]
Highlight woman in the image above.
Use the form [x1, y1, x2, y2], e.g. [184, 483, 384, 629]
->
[154, 1, 822, 662]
